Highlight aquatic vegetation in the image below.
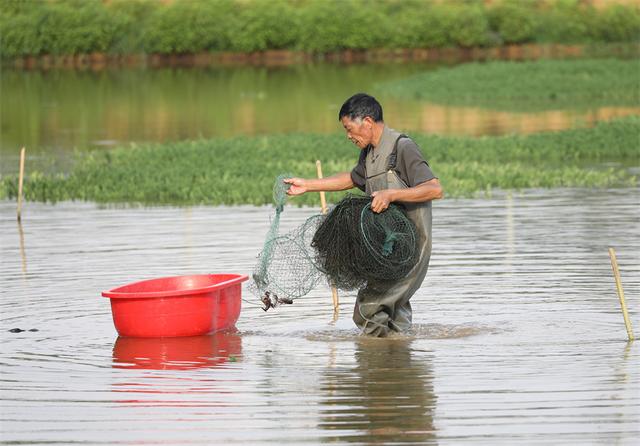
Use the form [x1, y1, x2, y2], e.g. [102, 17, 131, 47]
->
[0, 117, 637, 205]
[378, 59, 640, 111]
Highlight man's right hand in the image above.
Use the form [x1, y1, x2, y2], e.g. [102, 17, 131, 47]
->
[284, 178, 307, 196]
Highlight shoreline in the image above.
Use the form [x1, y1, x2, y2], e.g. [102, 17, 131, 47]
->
[5, 43, 640, 70]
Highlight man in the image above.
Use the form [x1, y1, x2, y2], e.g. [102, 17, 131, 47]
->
[285, 93, 443, 337]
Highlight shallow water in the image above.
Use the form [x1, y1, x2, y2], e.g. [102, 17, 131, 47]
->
[1, 188, 639, 445]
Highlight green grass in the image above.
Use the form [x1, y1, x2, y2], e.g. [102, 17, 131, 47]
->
[378, 59, 640, 111]
[0, 117, 638, 206]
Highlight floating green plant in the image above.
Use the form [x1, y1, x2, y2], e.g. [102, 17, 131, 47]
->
[0, 117, 637, 206]
[378, 59, 640, 111]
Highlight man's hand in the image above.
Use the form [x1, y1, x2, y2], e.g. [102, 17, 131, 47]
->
[370, 189, 396, 213]
[283, 178, 307, 196]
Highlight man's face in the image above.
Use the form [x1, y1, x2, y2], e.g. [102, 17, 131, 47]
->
[341, 116, 374, 149]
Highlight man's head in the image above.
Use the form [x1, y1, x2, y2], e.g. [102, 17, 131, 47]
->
[338, 93, 384, 149]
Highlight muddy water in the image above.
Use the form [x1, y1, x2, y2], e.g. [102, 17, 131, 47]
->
[1, 188, 639, 445]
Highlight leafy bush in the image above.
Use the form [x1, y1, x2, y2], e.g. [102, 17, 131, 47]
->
[228, 0, 300, 52]
[106, 0, 158, 54]
[38, 0, 120, 54]
[444, 4, 491, 48]
[1, 0, 639, 59]
[593, 4, 640, 43]
[142, 0, 233, 54]
[488, 0, 539, 44]
[536, 0, 598, 43]
[0, 10, 45, 57]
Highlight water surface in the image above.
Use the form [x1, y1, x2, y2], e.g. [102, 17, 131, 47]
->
[1, 188, 639, 444]
[3, 64, 638, 174]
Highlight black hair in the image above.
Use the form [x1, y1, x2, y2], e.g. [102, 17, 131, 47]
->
[338, 93, 383, 123]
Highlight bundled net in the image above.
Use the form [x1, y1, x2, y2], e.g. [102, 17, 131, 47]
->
[311, 195, 418, 291]
[250, 175, 419, 303]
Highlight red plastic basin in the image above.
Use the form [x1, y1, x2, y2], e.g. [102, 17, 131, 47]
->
[102, 274, 248, 338]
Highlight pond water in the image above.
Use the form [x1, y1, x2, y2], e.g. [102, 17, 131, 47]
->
[1, 188, 639, 444]
[3, 63, 638, 174]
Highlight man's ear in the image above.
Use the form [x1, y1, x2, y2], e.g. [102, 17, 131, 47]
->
[362, 116, 374, 128]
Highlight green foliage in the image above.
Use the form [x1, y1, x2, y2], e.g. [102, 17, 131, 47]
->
[536, 0, 596, 43]
[594, 4, 640, 43]
[1, 0, 640, 59]
[378, 58, 640, 111]
[228, 0, 300, 52]
[488, 0, 540, 44]
[1, 117, 637, 205]
[296, 0, 386, 52]
[444, 4, 491, 48]
[0, 9, 45, 57]
[38, 0, 120, 55]
[141, 0, 232, 54]
[106, 0, 158, 54]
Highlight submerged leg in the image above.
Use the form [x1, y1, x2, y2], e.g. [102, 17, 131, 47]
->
[353, 234, 431, 336]
[353, 289, 393, 338]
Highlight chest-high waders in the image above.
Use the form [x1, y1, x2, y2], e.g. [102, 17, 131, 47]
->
[353, 132, 433, 337]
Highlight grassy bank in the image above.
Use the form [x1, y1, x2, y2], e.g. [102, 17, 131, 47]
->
[1, 0, 639, 60]
[378, 58, 640, 111]
[1, 117, 637, 206]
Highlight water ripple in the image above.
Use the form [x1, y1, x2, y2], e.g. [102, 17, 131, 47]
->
[1, 188, 638, 445]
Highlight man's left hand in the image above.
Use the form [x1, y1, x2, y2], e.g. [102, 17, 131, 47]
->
[370, 190, 395, 213]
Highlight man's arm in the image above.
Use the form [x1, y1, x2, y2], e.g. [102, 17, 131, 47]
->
[370, 178, 443, 213]
[284, 172, 354, 196]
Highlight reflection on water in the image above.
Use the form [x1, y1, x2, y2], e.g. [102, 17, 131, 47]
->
[3, 64, 639, 174]
[1, 188, 639, 444]
[319, 338, 436, 444]
[112, 330, 242, 370]
[403, 103, 640, 136]
[17, 220, 27, 277]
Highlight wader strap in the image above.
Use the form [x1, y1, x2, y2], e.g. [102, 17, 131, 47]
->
[386, 134, 409, 171]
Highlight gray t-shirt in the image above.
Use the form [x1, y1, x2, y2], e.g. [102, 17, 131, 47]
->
[350, 136, 436, 192]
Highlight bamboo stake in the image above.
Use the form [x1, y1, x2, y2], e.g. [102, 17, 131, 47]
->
[608, 248, 634, 342]
[17, 147, 26, 221]
[18, 220, 27, 277]
[316, 160, 339, 313]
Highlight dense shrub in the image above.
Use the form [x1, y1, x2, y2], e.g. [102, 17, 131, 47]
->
[38, 0, 120, 55]
[1, 0, 639, 59]
[537, 0, 599, 43]
[229, 0, 300, 52]
[141, 0, 234, 54]
[594, 4, 640, 42]
[0, 10, 45, 58]
[454, 5, 492, 47]
[488, 0, 540, 44]
[296, 0, 386, 52]
[107, 0, 160, 54]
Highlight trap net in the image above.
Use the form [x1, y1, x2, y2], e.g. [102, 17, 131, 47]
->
[249, 175, 419, 305]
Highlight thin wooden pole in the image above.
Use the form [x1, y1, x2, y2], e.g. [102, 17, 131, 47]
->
[608, 248, 634, 342]
[18, 220, 27, 277]
[316, 160, 339, 313]
[17, 147, 26, 222]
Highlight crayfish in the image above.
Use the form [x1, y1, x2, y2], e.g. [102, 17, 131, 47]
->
[261, 291, 294, 311]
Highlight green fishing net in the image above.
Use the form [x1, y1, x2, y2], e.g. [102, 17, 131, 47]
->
[250, 175, 419, 302]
